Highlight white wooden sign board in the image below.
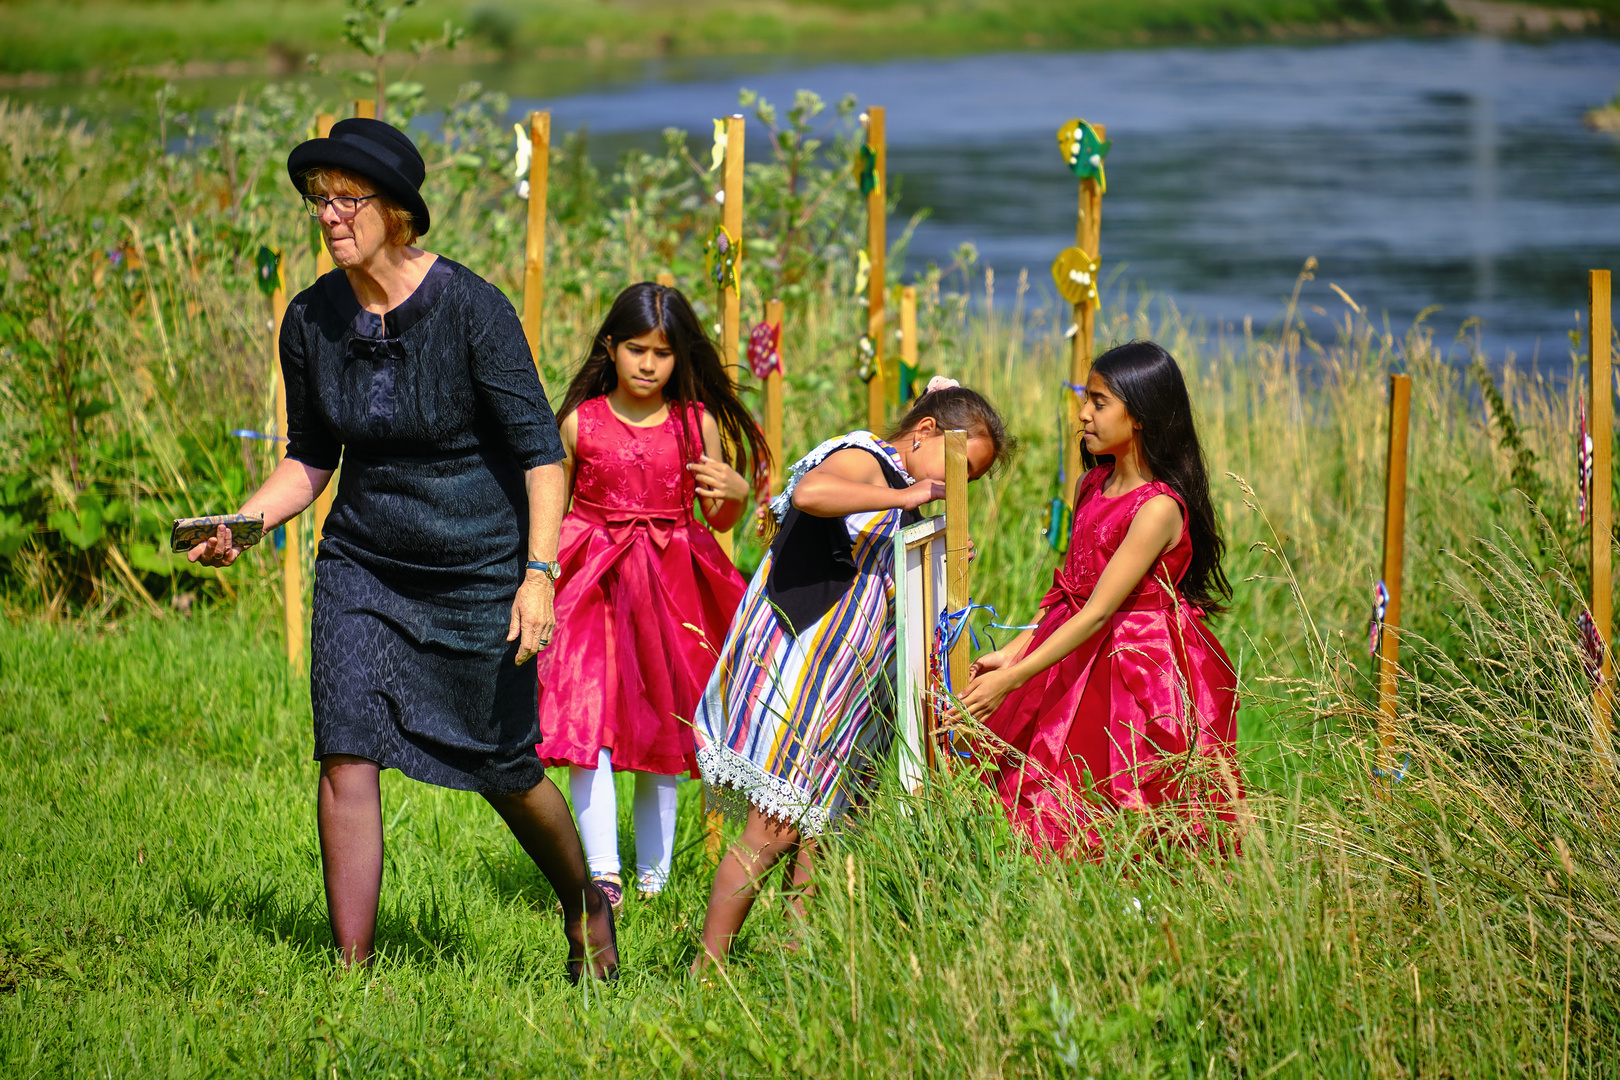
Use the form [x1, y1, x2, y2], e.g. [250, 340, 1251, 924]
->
[893, 514, 948, 795]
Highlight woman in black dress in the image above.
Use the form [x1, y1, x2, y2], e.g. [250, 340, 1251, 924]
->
[190, 118, 616, 979]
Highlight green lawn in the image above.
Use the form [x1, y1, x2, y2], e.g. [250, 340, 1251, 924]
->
[3, 589, 1616, 1076]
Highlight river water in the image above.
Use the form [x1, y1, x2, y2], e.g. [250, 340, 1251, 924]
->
[508, 36, 1620, 365]
[22, 35, 1620, 362]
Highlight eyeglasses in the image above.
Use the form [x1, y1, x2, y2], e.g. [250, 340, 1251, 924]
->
[302, 193, 380, 218]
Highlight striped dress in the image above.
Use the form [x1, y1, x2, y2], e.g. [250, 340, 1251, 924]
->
[693, 431, 912, 836]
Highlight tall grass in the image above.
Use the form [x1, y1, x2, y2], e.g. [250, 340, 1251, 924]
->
[2, 79, 1619, 1076]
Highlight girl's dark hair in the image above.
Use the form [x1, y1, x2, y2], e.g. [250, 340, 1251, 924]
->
[884, 385, 1017, 475]
[559, 282, 769, 480]
[1084, 340, 1231, 616]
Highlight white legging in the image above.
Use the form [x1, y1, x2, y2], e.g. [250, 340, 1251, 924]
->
[568, 748, 678, 892]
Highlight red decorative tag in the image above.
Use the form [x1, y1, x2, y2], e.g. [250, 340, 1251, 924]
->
[747, 321, 781, 379]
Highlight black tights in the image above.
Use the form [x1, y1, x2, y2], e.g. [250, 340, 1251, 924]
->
[317, 755, 616, 977]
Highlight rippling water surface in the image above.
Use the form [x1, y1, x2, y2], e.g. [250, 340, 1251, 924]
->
[25, 36, 1620, 360]
[507, 36, 1620, 362]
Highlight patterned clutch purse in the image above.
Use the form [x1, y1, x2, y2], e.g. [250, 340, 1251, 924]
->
[169, 513, 266, 553]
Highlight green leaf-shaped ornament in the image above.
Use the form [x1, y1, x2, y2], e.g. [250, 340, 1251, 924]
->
[1056, 119, 1111, 193]
[254, 246, 280, 298]
[857, 144, 877, 196]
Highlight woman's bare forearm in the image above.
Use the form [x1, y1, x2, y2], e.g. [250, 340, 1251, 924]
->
[790, 473, 911, 517]
[526, 463, 565, 567]
[702, 494, 746, 532]
[240, 458, 332, 529]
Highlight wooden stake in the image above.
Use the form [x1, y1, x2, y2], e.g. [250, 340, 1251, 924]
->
[1591, 269, 1614, 764]
[899, 285, 918, 404]
[705, 115, 746, 857]
[1375, 373, 1411, 776]
[865, 106, 887, 433]
[268, 252, 304, 669]
[712, 113, 745, 562]
[943, 429, 970, 730]
[353, 98, 376, 120]
[1063, 121, 1106, 504]
[765, 297, 785, 495]
[521, 111, 551, 368]
[655, 271, 676, 288]
[311, 112, 338, 548]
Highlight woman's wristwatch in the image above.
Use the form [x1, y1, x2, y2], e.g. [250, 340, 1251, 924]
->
[526, 559, 562, 583]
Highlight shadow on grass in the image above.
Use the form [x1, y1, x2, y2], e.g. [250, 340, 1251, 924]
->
[177, 872, 514, 968]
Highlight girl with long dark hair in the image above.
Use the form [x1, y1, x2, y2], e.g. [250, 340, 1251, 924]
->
[535, 282, 767, 906]
[958, 340, 1242, 854]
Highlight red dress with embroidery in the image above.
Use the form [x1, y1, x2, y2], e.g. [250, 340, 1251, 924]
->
[983, 466, 1242, 854]
[535, 397, 746, 775]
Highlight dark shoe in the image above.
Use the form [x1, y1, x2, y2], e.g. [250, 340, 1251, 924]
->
[565, 882, 620, 985]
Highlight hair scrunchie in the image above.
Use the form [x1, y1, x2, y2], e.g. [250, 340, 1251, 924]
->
[925, 376, 960, 395]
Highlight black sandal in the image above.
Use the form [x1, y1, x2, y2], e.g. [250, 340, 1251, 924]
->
[565, 882, 620, 985]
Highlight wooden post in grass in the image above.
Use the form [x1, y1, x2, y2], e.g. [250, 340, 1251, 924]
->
[655, 271, 675, 288]
[1375, 374, 1411, 776]
[1063, 121, 1106, 505]
[268, 252, 304, 669]
[943, 429, 970, 731]
[764, 297, 785, 495]
[865, 106, 888, 432]
[1590, 269, 1614, 763]
[713, 112, 745, 562]
[311, 112, 338, 548]
[354, 98, 375, 120]
[521, 111, 551, 368]
[704, 114, 746, 860]
[899, 285, 918, 404]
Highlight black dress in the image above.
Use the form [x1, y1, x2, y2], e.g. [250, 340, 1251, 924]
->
[280, 257, 563, 794]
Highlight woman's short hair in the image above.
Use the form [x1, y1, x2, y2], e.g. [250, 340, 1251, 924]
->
[301, 166, 420, 247]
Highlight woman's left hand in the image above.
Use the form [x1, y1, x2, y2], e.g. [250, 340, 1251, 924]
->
[508, 575, 557, 664]
[957, 666, 1024, 723]
[687, 455, 750, 503]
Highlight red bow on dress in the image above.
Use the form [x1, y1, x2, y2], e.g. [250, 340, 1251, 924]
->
[572, 496, 690, 549]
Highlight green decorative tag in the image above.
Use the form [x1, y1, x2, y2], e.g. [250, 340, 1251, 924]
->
[899, 360, 919, 403]
[1056, 119, 1111, 192]
[705, 225, 738, 291]
[857, 144, 877, 196]
[255, 246, 280, 298]
[1046, 494, 1072, 554]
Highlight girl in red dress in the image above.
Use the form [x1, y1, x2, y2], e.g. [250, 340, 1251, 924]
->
[537, 283, 768, 906]
[959, 341, 1241, 855]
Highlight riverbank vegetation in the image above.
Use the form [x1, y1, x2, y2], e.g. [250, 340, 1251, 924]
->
[0, 0, 1474, 80]
[3, 68, 1619, 1076]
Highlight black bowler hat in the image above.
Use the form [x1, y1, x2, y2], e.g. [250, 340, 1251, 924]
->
[286, 118, 431, 236]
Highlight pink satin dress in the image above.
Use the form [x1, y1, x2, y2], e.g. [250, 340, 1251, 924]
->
[984, 466, 1241, 854]
[535, 396, 746, 776]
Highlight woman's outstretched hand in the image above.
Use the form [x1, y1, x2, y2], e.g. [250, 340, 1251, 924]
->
[968, 649, 1011, 680]
[188, 524, 245, 568]
[687, 455, 750, 503]
[895, 478, 947, 511]
[957, 665, 1024, 723]
[509, 575, 557, 664]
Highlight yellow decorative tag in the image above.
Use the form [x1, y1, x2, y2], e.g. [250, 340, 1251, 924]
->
[710, 118, 727, 173]
[1051, 247, 1099, 307]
